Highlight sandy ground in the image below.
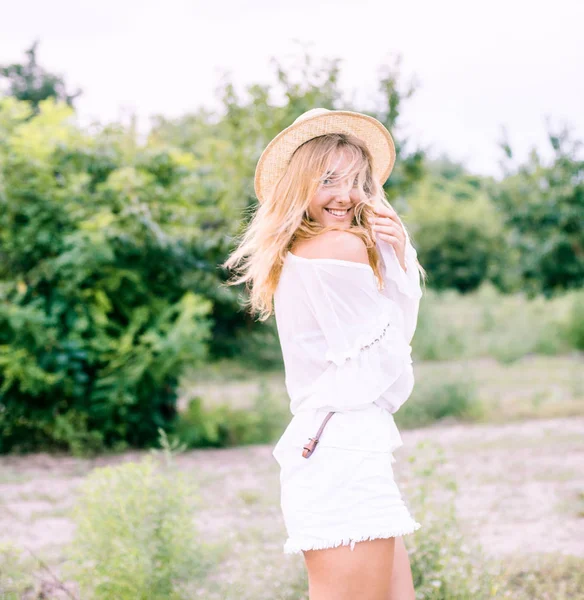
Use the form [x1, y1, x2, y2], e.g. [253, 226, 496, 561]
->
[0, 415, 582, 565]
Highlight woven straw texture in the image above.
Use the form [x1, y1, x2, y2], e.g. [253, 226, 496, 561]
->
[254, 109, 396, 203]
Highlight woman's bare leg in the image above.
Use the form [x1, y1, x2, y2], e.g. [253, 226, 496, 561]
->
[302, 537, 396, 600]
[389, 536, 415, 599]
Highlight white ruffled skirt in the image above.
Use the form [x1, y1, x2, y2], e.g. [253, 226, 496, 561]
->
[271, 403, 421, 554]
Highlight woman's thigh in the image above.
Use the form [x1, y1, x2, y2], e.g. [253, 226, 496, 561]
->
[302, 537, 396, 600]
[391, 536, 415, 600]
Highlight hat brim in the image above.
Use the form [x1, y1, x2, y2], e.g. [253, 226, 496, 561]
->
[254, 110, 396, 203]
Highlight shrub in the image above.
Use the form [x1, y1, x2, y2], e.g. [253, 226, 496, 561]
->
[564, 289, 584, 351]
[172, 380, 289, 448]
[0, 98, 215, 454]
[231, 318, 284, 370]
[62, 431, 217, 599]
[395, 378, 483, 430]
[407, 171, 505, 294]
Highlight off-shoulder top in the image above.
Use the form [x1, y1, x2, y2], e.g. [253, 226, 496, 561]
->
[273, 227, 423, 418]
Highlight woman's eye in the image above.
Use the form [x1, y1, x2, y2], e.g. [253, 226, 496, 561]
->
[321, 177, 359, 187]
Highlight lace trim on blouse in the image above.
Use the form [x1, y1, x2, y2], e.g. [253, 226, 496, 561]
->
[324, 314, 396, 366]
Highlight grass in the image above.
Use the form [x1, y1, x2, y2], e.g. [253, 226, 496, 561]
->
[2, 286, 582, 597]
[179, 354, 583, 438]
[1, 416, 582, 598]
[177, 284, 583, 442]
[501, 553, 584, 599]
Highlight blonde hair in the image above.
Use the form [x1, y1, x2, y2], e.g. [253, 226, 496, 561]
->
[222, 132, 426, 321]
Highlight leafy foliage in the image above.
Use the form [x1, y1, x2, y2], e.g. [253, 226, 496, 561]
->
[0, 98, 215, 453]
[406, 162, 506, 292]
[62, 431, 217, 599]
[0, 41, 82, 111]
[173, 379, 289, 448]
[1, 46, 582, 455]
[494, 123, 584, 296]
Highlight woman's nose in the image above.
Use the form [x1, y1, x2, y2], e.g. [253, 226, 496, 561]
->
[331, 182, 352, 201]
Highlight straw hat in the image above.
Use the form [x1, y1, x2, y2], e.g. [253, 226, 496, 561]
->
[254, 107, 396, 204]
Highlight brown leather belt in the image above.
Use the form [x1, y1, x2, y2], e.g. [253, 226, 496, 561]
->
[302, 411, 336, 458]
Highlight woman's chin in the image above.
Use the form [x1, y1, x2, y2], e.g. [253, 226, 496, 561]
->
[322, 213, 352, 227]
[322, 220, 350, 229]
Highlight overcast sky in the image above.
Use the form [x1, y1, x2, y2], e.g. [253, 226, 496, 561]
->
[1, 0, 583, 178]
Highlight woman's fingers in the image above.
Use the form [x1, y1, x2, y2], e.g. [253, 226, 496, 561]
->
[372, 200, 397, 218]
[376, 232, 400, 246]
[373, 205, 404, 232]
[372, 220, 404, 242]
[372, 218, 407, 268]
[370, 203, 409, 269]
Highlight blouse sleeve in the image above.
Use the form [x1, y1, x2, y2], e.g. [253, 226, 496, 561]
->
[292, 260, 413, 413]
[375, 220, 423, 344]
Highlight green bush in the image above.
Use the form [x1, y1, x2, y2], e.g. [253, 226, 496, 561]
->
[0, 97, 215, 453]
[172, 380, 289, 448]
[493, 126, 584, 296]
[395, 378, 483, 430]
[231, 318, 284, 370]
[564, 289, 584, 351]
[62, 433, 216, 599]
[407, 171, 505, 293]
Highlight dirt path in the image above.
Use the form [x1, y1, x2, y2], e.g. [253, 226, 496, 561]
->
[401, 416, 584, 558]
[0, 416, 582, 562]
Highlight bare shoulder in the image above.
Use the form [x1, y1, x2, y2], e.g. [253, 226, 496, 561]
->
[291, 230, 370, 266]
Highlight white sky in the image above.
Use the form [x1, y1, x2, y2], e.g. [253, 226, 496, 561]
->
[1, 0, 583, 178]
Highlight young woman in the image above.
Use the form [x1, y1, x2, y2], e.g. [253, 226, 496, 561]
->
[224, 108, 426, 600]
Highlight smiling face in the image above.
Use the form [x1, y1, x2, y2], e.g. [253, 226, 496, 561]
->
[306, 149, 364, 229]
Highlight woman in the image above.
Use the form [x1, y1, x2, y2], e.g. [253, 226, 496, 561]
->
[223, 108, 427, 600]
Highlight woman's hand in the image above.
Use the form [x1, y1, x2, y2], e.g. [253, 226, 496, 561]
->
[371, 202, 408, 272]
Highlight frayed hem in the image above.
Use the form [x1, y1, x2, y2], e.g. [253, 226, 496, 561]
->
[283, 521, 422, 554]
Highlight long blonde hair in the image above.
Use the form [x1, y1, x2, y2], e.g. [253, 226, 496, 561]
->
[222, 132, 426, 321]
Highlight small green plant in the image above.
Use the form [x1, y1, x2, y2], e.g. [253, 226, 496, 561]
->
[405, 440, 505, 599]
[502, 552, 584, 599]
[0, 542, 34, 600]
[62, 429, 216, 599]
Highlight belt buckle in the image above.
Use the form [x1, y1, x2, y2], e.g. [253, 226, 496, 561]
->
[301, 411, 336, 459]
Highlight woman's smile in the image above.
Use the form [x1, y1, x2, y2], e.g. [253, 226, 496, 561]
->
[324, 206, 353, 218]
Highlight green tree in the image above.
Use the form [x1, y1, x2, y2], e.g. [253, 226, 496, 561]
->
[406, 159, 506, 292]
[0, 40, 82, 111]
[495, 122, 584, 295]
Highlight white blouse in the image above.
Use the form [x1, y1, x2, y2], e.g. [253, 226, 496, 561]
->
[273, 227, 423, 418]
